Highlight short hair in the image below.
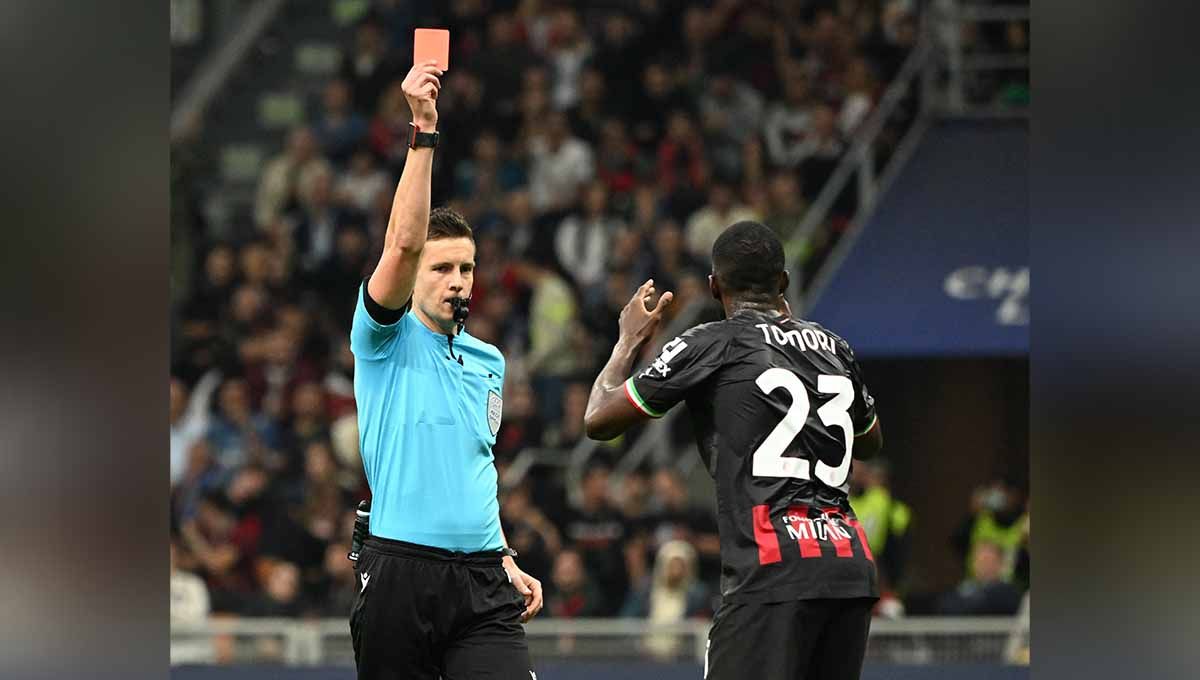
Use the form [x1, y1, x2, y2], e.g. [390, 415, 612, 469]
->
[711, 220, 785, 300]
[428, 206, 473, 241]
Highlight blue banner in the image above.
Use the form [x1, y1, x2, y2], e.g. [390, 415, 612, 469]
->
[808, 121, 1028, 357]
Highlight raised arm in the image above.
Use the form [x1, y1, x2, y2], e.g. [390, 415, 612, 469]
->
[584, 279, 674, 440]
[367, 61, 444, 309]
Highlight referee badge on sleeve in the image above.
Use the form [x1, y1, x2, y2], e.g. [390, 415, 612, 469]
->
[487, 390, 503, 436]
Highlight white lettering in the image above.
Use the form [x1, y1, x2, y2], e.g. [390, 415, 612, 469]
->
[785, 329, 806, 351]
[817, 331, 834, 353]
[756, 323, 771, 342]
[771, 326, 788, 345]
[944, 265, 1029, 326]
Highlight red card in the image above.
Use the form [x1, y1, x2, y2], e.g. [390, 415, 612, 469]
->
[413, 28, 450, 71]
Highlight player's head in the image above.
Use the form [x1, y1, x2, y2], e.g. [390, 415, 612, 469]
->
[414, 207, 475, 333]
[709, 220, 789, 308]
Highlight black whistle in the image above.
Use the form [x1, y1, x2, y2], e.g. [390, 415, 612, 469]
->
[450, 296, 470, 326]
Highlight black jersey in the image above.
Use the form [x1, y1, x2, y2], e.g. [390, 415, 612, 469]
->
[625, 309, 880, 603]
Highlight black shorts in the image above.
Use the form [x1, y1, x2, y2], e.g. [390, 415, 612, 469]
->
[705, 597, 876, 680]
[349, 536, 533, 680]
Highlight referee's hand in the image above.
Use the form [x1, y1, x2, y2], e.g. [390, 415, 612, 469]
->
[502, 556, 544, 623]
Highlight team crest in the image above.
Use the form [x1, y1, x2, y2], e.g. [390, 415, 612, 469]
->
[487, 390, 503, 436]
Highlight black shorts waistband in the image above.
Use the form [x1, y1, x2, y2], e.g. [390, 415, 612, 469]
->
[365, 535, 506, 565]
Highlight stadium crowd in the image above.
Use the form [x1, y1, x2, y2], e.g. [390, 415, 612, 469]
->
[171, 0, 1030, 633]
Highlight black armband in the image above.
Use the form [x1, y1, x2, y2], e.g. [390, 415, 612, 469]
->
[363, 277, 410, 325]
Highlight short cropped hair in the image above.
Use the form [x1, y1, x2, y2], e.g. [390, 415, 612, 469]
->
[428, 206, 473, 241]
[711, 220, 785, 299]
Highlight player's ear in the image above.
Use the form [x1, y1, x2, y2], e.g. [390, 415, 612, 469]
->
[779, 270, 790, 295]
[708, 274, 721, 301]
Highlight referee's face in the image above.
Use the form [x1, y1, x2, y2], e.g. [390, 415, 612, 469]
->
[414, 237, 476, 333]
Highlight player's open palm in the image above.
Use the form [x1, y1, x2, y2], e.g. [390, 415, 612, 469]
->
[401, 60, 443, 128]
[619, 278, 674, 350]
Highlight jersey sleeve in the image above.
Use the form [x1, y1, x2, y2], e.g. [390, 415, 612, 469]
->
[625, 324, 725, 418]
[350, 281, 409, 361]
[839, 339, 878, 435]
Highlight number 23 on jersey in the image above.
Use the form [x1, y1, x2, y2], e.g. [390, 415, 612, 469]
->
[752, 368, 856, 487]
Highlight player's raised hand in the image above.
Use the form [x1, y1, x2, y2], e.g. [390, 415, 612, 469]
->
[401, 60, 443, 129]
[618, 278, 674, 350]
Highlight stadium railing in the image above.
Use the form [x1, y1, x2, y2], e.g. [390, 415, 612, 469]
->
[170, 615, 1028, 667]
[933, 0, 1030, 118]
[171, 0, 288, 141]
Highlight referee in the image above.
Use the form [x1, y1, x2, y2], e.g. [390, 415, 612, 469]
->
[347, 60, 543, 680]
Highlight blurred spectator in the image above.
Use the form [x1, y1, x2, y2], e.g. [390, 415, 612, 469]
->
[546, 8, 593, 110]
[500, 478, 562, 586]
[474, 12, 539, 136]
[838, 57, 878, 136]
[254, 126, 331, 229]
[292, 164, 343, 270]
[515, 255, 581, 423]
[171, 370, 221, 487]
[594, 119, 642, 199]
[763, 65, 817, 168]
[644, 468, 721, 581]
[527, 110, 595, 215]
[936, 541, 1023, 616]
[699, 71, 765, 179]
[649, 219, 706, 295]
[657, 111, 707, 195]
[951, 477, 1028, 584]
[206, 377, 277, 473]
[546, 380, 591, 449]
[335, 148, 390, 214]
[764, 171, 808, 255]
[367, 80, 413, 171]
[629, 62, 690, 152]
[589, 11, 644, 116]
[684, 181, 762, 261]
[622, 540, 711, 658]
[849, 459, 912, 617]
[179, 490, 261, 613]
[560, 461, 630, 614]
[243, 560, 308, 617]
[547, 547, 605, 618]
[170, 538, 214, 663]
[319, 516, 358, 616]
[307, 222, 371, 330]
[173, 439, 222, 523]
[453, 130, 526, 223]
[798, 102, 847, 203]
[567, 67, 611, 145]
[555, 181, 621, 290]
[340, 17, 402, 114]
[312, 79, 368, 166]
[180, 243, 237, 341]
[171, 538, 212, 624]
[436, 69, 490, 182]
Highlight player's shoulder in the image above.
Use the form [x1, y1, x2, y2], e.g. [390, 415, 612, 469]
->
[675, 317, 739, 351]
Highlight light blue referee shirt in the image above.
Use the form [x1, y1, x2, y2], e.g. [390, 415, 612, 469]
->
[350, 282, 506, 552]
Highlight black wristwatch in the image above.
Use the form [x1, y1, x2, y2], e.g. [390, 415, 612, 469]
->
[501, 546, 518, 558]
[408, 122, 439, 149]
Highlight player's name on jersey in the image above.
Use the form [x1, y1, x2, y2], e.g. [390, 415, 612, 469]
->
[755, 323, 837, 354]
